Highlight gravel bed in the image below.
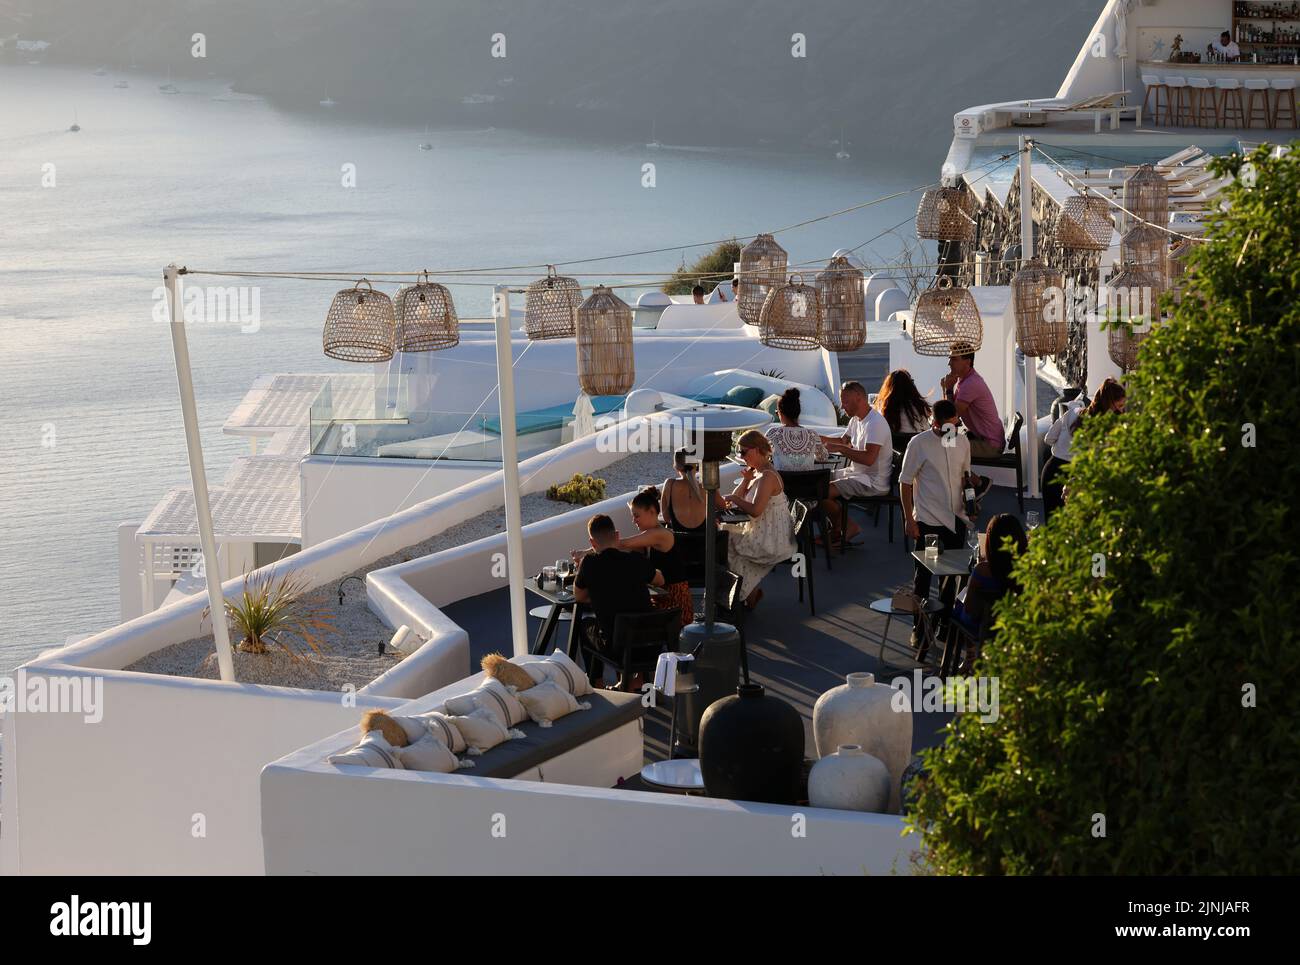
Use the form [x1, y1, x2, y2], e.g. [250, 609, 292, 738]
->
[124, 452, 670, 691]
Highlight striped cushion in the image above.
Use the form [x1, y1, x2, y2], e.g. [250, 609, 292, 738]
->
[447, 708, 513, 753]
[444, 677, 528, 728]
[327, 732, 404, 770]
[516, 680, 587, 727]
[396, 734, 461, 773]
[395, 710, 468, 753]
[520, 649, 594, 697]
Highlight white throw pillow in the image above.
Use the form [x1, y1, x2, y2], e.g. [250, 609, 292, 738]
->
[515, 680, 589, 727]
[520, 649, 594, 697]
[444, 677, 528, 728]
[401, 710, 468, 753]
[397, 733, 466, 773]
[447, 707, 517, 754]
[327, 731, 404, 769]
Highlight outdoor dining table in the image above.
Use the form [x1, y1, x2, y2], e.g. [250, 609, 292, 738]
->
[525, 576, 666, 659]
[909, 549, 977, 676]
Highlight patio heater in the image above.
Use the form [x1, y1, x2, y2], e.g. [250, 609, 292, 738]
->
[672, 404, 771, 757]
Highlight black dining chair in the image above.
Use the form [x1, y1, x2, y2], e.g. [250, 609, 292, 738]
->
[579, 608, 678, 691]
[970, 412, 1025, 513]
[707, 568, 750, 683]
[779, 467, 834, 570]
[836, 449, 906, 557]
[776, 499, 816, 616]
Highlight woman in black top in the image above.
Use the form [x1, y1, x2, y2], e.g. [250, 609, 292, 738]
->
[622, 486, 692, 629]
[660, 448, 706, 532]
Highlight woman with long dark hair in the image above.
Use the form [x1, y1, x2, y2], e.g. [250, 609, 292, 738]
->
[875, 369, 932, 447]
[765, 387, 829, 471]
[1042, 379, 1126, 519]
[951, 513, 1027, 669]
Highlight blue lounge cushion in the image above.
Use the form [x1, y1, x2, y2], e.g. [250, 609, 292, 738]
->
[723, 385, 765, 408]
[483, 395, 627, 436]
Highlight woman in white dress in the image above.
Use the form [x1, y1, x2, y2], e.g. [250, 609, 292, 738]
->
[764, 388, 829, 471]
[717, 430, 797, 609]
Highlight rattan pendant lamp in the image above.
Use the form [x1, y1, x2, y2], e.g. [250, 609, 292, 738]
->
[1122, 163, 1168, 233]
[524, 266, 582, 340]
[736, 233, 788, 325]
[1120, 224, 1170, 291]
[1011, 259, 1066, 357]
[916, 187, 976, 242]
[911, 275, 983, 356]
[394, 271, 459, 352]
[758, 273, 822, 351]
[815, 255, 866, 352]
[1104, 262, 1161, 371]
[323, 279, 396, 362]
[576, 285, 635, 395]
[1057, 192, 1115, 251]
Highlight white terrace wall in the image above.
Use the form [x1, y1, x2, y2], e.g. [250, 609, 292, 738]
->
[1, 415, 677, 876]
[262, 734, 918, 875]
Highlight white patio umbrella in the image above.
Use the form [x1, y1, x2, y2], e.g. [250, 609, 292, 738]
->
[1114, 1, 1131, 99]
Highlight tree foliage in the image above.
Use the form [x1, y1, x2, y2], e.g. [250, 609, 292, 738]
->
[662, 241, 741, 296]
[907, 145, 1300, 874]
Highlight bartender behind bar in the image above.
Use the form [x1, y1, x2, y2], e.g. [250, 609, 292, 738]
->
[1208, 30, 1241, 61]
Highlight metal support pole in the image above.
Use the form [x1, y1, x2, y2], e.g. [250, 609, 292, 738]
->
[1018, 137, 1042, 500]
[493, 286, 529, 657]
[164, 265, 235, 682]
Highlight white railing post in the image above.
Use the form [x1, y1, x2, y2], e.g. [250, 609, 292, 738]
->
[164, 265, 236, 681]
[493, 286, 529, 657]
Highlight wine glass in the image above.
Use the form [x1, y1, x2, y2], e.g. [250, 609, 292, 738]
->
[1025, 510, 1041, 533]
[966, 526, 980, 565]
[556, 558, 573, 589]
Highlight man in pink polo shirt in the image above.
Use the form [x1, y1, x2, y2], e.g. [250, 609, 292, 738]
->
[940, 344, 1003, 494]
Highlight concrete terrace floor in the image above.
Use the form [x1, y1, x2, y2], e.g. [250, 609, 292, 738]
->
[443, 485, 1037, 765]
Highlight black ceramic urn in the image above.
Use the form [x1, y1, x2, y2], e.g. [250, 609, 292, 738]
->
[698, 683, 804, 804]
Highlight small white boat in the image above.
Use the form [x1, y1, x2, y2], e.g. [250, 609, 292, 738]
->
[69, 111, 81, 133]
[646, 120, 663, 150]
[93, 67, 107, 77]
[835, 124, 850, 160]
[320, 95, 337, 108]
[418, 124, 433, 150]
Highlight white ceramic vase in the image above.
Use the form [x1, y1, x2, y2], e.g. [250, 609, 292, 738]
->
[812, 671, 912, 812]
[807, 744, 891, 813]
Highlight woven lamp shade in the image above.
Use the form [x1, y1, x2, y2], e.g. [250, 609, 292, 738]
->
[912, 276, 983, 356]
[1011, 260, 1066, 357]
[394, 276, 459, 352]
[736, 233, 788, 325]
[815, 255, 866, 352]
[576, 285, 635, 395]
[1122, 163, 1168, 232]
[323, 280, 396, 363]
[1121, 225, 1169, 290]
[1105, 264, 1161, 370]
[1057, 194, 1114, 251]
[1167, 239, 1193, 302]
[758, 273, 822, 351]
[916, 187, 976, 242]
[524, 268, 582, 340]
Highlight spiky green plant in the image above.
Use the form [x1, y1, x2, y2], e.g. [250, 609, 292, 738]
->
[214, 572, 335, 660]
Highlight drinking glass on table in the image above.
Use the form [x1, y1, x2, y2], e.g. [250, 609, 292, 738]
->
[556, 558, 574, 588]
[966, 527, 980, 565]
[924, 534, 941, 560]
[541, 565, 557, 590]
[1025, 511, 1041, 533]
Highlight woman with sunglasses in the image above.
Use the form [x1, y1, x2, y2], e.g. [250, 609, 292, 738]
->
[718, 430, 797, 609]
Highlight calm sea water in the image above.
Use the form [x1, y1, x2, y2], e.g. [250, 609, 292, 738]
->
[0, 64, 929, 670]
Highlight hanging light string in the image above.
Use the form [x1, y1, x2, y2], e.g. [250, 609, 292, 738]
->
[1032, 144, 1209, 243]
[179, 153, 1020, 290]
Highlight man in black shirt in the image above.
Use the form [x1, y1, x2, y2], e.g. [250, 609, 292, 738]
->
[574, 514, 664, 683]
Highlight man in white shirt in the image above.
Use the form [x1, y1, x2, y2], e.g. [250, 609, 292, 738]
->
[900, 399, 972, 648]
[1209, 31, 1241, 61]
[821, 381, 893, 546]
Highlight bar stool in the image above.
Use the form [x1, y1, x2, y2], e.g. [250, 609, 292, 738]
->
[1165, 76, 1193, 126]
[1272, 78, 1298, 128]
[1188, 77, 1216, 127]
[1142, 73, 1170, 126]
[1244, 78, 1272, 129]
[1216, 77, 1245, 128]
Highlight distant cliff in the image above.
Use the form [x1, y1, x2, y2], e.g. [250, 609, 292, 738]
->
[6, 0, 1102, 163]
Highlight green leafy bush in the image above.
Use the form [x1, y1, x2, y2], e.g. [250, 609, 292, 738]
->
[546, 473, 607, 506]
[907, 145, 1300, 874]
[662, 241, 741, 296]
